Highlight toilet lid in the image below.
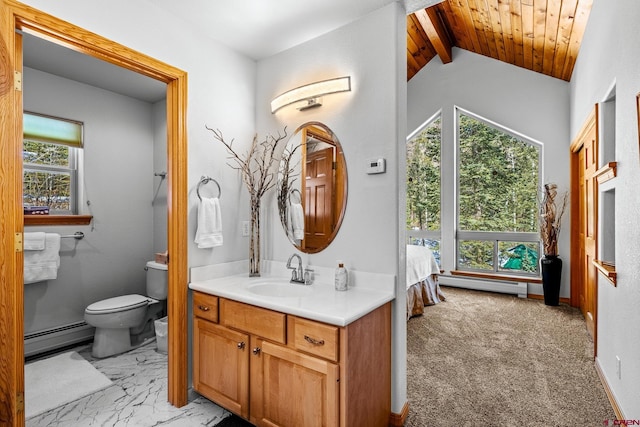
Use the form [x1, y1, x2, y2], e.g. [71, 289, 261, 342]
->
[86, 294, 149, 314]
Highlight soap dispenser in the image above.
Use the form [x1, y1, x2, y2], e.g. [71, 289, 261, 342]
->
[335, 261, 348, 291]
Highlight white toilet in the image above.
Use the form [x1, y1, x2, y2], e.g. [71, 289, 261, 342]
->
[84, 261, 168, 358]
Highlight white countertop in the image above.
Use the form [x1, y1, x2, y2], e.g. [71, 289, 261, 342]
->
[189, 273, 396, 327]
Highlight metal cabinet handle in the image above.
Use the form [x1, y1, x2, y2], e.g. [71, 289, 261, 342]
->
[237, 342, 245, 350]
[197, 305, 210, 312]
[304, 335, 325, 346]
[252, 347, 261, 355]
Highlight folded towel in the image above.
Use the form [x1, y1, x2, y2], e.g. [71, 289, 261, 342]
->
[290, 202, 305, 241]
[195, 197, 223, 248]
[24, 232, 46, 251]
[24, 233, 61, 284]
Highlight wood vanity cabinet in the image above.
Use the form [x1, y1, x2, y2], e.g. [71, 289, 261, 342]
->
[192, 291, 391, 427]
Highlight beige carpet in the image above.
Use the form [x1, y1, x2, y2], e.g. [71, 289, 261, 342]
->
[407, 286, 616, 427]
[25, 351, 113, 419]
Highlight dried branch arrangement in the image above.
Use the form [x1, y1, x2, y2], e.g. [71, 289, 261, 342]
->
[206, 125, 288, 276]
[539, 183, 568, 256]
[277, 142, 302, 234]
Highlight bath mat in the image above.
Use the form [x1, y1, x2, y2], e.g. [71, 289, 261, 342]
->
[25, 351, 113, 419]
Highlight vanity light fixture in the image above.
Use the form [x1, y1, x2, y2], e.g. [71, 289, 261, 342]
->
[270, 76, 351, 114]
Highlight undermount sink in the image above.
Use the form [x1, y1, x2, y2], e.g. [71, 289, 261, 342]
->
[248, 281, 313, 298]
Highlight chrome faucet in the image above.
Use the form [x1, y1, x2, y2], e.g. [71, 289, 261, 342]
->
[286, 253, 305, 284]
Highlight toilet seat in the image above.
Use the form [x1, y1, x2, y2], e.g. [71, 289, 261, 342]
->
[85, 294, 149, 315]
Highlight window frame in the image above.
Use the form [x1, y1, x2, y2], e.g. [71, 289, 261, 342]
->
[455, 107, 542, 277]
[23, 111, 90, 225]
[406, 110, 442, 238]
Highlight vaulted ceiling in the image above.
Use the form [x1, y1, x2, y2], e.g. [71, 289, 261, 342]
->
[407, 0, 593, 81]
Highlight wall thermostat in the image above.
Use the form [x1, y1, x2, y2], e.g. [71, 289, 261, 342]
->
[366, 158, 386, 174]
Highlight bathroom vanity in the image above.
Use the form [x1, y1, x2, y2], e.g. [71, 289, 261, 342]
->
[189, 273, 394, 427]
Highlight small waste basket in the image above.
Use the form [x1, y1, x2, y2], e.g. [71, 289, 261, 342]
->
[154, 316, 168, 354]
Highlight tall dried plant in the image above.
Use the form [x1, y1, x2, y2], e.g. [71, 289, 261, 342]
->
[539, 183, 568, 256]
[277, 142, 302, 234]
[206, 126, 288, 276]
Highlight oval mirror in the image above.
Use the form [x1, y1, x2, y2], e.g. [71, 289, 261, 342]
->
[277, 122, 347, 253]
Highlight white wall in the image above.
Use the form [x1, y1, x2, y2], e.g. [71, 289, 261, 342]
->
[256, 2, 407, 414]
[570, 0, 640, 417]
[23, 67, 155, 332]
[20, 0, 258, 270]
[152, 100, 168, 254]
[407, 48, 572, 298]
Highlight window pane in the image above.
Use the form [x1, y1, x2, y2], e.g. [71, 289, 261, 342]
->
[23, 140, 70, 168]
[407, 116, 441, 231]
[458, 114, 539, 233]
[498, 241, 539, 274]
[458, 240, 493, 271]
[23, 170, 72, 213]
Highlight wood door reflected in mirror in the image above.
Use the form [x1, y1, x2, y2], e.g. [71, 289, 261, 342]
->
[277, 122, 347, 253]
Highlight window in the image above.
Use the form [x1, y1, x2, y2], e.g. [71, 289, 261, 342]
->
[457, 109, 541, 275]
[23, 112, 83, 215]
[407, 113, 441, 263]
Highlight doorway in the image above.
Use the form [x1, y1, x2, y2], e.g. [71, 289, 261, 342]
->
[570, 105, 599, 357]
[0, 1, 188, 424]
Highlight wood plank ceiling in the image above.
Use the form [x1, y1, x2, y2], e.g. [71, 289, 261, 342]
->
[407, 0, 593, 81]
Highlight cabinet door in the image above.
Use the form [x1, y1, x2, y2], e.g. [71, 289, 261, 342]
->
[250, 338, 339, 427]
[193, 318, 250, 419]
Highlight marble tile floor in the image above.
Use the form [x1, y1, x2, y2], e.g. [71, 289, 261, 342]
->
[26, 341, 232, 427]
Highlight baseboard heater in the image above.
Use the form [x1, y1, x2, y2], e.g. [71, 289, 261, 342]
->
[24, 321, 95, 358]
[439, 275, 527, 299]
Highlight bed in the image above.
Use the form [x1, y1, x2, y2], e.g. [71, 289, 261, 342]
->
[406, 244, 445, 319]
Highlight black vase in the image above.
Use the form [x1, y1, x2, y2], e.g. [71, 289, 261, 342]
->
[541, 255, 562, 306]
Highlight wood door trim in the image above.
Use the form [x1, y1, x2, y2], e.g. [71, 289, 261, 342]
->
[0, 1, 188, 424]
[569, 104, 599, 358]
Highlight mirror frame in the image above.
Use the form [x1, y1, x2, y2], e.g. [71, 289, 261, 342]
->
[277, 121, 347, 253]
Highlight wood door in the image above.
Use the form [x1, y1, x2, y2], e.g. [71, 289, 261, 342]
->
[583, 128, 598, 342]
[304, 147, 335, 251]
[193, 319, 250, 419]
[250, 338, 339, 427]
[571, 108, 598, 353]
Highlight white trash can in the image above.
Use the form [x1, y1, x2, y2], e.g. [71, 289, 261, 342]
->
[154, 316, 168, 354]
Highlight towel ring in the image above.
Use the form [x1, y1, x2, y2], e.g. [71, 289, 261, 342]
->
[197, 176, 221, 201]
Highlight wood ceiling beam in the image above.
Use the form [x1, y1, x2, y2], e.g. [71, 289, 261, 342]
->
[414, 7, 452, 64]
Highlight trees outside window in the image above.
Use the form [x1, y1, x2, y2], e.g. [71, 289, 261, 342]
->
[457, 110, 540, 274]
[23, 113, 82, 215]
[406, 114, 441, 262]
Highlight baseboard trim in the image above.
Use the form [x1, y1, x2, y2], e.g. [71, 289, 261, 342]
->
[389, 401, 409, 427]
[595, 357, 626, 424]
[527, 293, 571, 305]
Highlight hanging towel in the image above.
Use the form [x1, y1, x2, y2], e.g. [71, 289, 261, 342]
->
[195, 197, 223, 248]
[24, 232, 46, 251]
[24, 233, 61, 284]
[290, 202, 305, 241]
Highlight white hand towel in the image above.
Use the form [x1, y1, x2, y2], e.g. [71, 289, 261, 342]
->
[290, 202, 305, 240]
[24, 233, 61, 284]
[24, 232, 46, 250]
[195, 197, 223, 248]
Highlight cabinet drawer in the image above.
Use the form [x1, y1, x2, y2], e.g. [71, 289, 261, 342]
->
[193, 292, 219, 323]
[288, 316, 339, 362]
[220, 299, 286, 344]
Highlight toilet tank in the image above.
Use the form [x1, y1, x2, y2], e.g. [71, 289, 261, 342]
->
[146, 261, 168, 300]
